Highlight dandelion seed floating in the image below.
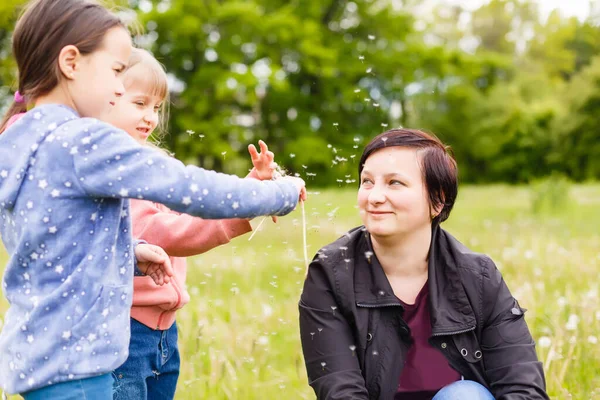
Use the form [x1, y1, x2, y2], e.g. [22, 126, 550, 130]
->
[368, 35, 376, 40]
[321, 361, 327, 370]
[349, 345, 356, 356]
[331, 305, 337, 316]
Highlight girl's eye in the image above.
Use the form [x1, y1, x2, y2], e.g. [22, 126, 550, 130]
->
[361, 178, 373, 185]
[135, 101, 145, 106]
[153, 105, 161, 112]
[390, 180, 405, 186]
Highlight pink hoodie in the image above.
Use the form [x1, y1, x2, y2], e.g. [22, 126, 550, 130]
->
[129, 199, 252, 330]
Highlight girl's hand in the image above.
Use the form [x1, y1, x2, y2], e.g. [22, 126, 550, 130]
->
[282, 176, 308, 202]
[134, 243, 174, 286]
[248, 140, 276, 180]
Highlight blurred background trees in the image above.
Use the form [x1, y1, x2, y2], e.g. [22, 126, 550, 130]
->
[1, 0, 599, 185]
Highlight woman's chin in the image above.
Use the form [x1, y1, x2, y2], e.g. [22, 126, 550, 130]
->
[365, 223, 396, 238]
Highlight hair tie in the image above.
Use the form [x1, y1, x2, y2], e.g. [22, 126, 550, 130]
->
[14, 91, 25, 104]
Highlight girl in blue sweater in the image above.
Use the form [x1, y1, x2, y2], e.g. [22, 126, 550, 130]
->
[0, 0, 305, 398]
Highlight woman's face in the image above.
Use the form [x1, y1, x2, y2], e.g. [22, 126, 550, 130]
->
[357, 147, 433, 239]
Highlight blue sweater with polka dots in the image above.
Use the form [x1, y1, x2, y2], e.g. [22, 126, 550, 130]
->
[0, 104, 299, 394]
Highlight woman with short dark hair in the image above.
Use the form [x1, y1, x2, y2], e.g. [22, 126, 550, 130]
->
[299, 129, 548, 400]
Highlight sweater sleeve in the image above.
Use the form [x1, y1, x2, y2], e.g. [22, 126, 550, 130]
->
[130, 199, 252, 257]
[70, 119, 299, 219]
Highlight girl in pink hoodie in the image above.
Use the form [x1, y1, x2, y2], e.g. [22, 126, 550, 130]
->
[103, 48, 279, 399]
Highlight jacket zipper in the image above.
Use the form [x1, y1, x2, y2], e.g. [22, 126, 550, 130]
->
[356, 302, 403, 308]
[431, 326, 475, 337]
[156, 275, 183, 330]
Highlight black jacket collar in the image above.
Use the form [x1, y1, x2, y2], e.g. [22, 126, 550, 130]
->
[352, 224, 476, 335]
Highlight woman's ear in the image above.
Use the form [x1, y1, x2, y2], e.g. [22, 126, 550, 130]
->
[430, 201, 444, 221]
[57, 45, 81, 80]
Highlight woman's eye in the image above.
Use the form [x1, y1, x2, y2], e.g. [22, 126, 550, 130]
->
[390, 180, 404, 186]
[361, 178, 372, 185]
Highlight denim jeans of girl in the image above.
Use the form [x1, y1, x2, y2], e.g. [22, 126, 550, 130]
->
[113, 318, 179, 400]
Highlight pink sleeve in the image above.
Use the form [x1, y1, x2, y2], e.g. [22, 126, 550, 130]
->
[130, 199, 252, 258]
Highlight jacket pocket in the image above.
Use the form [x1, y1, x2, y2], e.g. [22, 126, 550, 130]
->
[483, 298, 529, 347]
[66, 284, 131, 375]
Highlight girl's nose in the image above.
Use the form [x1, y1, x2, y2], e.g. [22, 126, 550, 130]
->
[143, 112, 158, 127]
[115, 81, 126, 98]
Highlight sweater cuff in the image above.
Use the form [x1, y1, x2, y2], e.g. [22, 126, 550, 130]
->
[133, 239, 148, 276]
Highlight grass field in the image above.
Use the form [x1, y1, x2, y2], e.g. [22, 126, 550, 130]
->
[1, 185, 600, 399]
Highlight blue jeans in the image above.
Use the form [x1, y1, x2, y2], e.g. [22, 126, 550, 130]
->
[113, 318, 180, 400]
[433, 380, 495, 400]
[21, 373, 113, 400]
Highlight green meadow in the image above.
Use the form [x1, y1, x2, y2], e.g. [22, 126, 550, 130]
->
[1, 185, 599, 399]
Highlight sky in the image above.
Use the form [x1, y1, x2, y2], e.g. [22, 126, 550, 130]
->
[440, 0, 595, 20]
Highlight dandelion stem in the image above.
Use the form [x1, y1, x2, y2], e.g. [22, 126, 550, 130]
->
[248, 217, 268, 241]
[301, 200, 309, 275]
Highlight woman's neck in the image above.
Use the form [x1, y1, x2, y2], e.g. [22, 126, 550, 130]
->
[370, 225, 432, 278]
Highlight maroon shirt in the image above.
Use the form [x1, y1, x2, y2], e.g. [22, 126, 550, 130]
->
[395, 282, 461, 400]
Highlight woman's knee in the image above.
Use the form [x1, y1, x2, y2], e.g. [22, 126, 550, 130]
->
[433, 380, 495, 400]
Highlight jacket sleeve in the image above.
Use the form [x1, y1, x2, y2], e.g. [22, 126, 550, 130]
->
[130, 200, 252, 257]
[481, 258, 549, 400]
[70, 119, 299, 219]
[299, 259, 369, 400]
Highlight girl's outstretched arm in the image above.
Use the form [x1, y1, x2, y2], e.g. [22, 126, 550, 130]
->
[71, 119, 304, 219]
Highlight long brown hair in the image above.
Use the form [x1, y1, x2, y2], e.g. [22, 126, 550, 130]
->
[0, 0, 125, 133]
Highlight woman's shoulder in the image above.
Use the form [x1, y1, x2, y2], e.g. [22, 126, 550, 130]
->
[312, 226, 366, 265]
[439, 228, 500, 285]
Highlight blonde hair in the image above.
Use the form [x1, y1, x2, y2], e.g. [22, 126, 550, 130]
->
[123, 47, 170, 141]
